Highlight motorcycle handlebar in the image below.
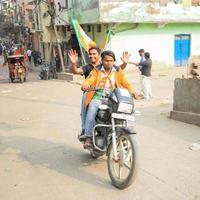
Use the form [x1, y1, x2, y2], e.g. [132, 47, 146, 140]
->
[82, 87, 104, 92]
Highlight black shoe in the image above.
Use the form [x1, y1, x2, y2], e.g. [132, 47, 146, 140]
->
[79, 134, 87, 141]
[80, 129, 85, 136]
[78, 130, 85, 141]
[83, 137, 92, 149]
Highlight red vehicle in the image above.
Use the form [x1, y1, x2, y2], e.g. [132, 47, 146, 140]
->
[7, 55, 27, 83]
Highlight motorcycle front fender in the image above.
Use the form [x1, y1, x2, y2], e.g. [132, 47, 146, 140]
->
[106, 127, 136, 156]
[120, 127, 136, 135]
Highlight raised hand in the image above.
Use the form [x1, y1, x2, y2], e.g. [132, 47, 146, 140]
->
[68, 49, 78, 64]
[121, 51, 131, 64]
[81, 85, 90, 91]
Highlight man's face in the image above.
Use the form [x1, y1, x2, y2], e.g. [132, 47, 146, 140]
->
[88, 49, 100, 64]
[102, 55, 115, 71]
[139, 51, 144, 57]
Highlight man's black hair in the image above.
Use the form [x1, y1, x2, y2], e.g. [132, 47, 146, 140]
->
[88, 47, 101, 54]
[144, 52, 150, 58]
[101, 50, 116, 61]
[138, 49, 145, 53]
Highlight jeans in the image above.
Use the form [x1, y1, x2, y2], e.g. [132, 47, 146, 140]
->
[81, 92, 87, 131]
[84, 99, 101, 137]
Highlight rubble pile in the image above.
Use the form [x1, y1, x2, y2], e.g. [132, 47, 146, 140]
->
[188, 55, 200, 77]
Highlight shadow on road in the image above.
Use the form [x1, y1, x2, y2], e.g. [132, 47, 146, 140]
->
[134, 103, 200, 143]
[0, 136, 115, 190]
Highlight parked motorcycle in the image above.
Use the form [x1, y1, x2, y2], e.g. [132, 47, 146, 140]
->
[39, 61, 57, 80]
[48, 62, 57, 79]
[39, 61, 49, 80]
[80, 87, 139, 189]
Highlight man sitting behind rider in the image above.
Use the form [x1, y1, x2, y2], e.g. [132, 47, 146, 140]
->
[81, 50, 140, 147]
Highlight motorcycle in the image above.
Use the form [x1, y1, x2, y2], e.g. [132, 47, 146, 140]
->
[39, 61, 49, 80]
[80, 87, 139, 189]
[39, 61, 57, 80]
[48, 62, 57, 79]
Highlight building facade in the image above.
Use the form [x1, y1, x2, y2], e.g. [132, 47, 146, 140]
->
[69, 0, 200, 67]
[0, 0, 15, 39]
[2, 0, 200, 68]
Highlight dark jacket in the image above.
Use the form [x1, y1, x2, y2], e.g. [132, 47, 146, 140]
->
[140, 58, 152, 77]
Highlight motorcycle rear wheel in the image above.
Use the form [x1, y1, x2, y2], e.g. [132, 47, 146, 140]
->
[107, 132, 138, 189]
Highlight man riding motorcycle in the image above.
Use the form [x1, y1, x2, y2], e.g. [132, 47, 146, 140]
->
[68, 48, 131, 139]
[81, 50, 140, 147]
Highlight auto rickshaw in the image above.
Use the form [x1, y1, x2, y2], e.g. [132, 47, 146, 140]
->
[7, 54, 27, 83]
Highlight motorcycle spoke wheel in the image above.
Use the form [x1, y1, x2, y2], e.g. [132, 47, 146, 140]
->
[107, 132, 138, 189]
[110, 136, 132, 181]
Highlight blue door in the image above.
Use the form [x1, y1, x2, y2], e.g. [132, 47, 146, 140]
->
[174, 34, 191, 66]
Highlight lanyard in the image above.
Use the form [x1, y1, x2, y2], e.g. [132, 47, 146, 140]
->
[98, 71, 114, 90]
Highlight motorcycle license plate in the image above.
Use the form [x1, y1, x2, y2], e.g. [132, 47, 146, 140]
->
[112, 113, 135, 121]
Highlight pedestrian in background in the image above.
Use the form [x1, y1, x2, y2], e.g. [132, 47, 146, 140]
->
[2, 49, 8, 67]
[27, 48, 32, 64]
[138, 49, 145, 66]
[0, 41, 3, 56]
[55, 52, 61, 72]
[130, 49, 146, 98]
[138, 52, 152, 99]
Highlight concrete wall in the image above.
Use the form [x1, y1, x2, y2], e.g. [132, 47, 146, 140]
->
[99, 0, 200, 23]
[170, 77, 200, 126]
[69, 0, 99, 24]
[191, 34, 200, 55]
[109, 23, 200, 67]
[54, 0, 69, 26]
[70, 0, 200, 24]
[173, 77, 200, 113]
[19, 0, 34, 28]
[39, 3, 57, 43]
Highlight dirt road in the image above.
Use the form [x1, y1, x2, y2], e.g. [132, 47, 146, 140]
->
[0, 57, 200, 200]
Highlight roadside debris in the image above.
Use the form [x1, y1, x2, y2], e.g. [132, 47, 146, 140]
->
[189, 141, 200, 151]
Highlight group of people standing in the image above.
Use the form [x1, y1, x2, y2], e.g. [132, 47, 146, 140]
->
[68, 47, 152, 147]
[0, 40, 25, 67]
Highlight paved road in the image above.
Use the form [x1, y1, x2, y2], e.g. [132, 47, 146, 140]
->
[0, 56, 200, 200]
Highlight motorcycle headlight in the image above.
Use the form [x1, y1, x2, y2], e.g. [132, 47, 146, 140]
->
[117, 102, 133, 114]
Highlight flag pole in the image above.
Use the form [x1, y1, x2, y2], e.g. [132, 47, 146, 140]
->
[80, 47, 86, 65]
[100, 26, 112, 51]
[71, 19, 86, 65]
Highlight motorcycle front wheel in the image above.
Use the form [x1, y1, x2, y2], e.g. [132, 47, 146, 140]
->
[107, 131, 139, 189]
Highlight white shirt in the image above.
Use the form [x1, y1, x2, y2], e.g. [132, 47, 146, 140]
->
[100, 66, 116, 89]
[27, 49, 32, 56]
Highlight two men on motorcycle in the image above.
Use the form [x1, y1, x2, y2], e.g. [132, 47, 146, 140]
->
[68, 47, 131, 139]
[81, 50, 140, 147]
